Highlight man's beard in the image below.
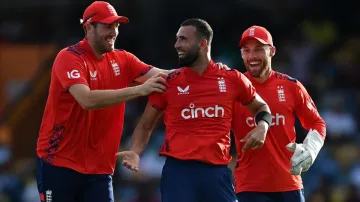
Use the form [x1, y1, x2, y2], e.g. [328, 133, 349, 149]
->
[178, 47, 200, 67]
[94, 32, 113, 54]
[246, 60, 269, 78]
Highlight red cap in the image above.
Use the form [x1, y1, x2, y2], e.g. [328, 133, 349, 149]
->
[239, 25, 274, 47]
[81, 1, 129, 27]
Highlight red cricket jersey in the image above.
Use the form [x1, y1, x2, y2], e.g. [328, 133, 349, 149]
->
[149, 61, 256, 165]
[37, 38, 152, 174]
[232, 70, 326, 192]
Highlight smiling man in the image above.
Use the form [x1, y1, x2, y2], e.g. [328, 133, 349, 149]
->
[232, 25, 326, 202]
[35, 1, 172, 202]
[117, 19, 272, 202]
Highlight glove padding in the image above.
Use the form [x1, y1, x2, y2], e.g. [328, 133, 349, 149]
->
[286, 129, 324, 175]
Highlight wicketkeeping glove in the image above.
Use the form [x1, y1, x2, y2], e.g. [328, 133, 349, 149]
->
[286, 129, 324, 175]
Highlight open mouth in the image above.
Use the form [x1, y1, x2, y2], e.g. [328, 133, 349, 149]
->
[249, 61, 261, 68]
[106, 38, 115, 46]
[177, 50, 186, 58]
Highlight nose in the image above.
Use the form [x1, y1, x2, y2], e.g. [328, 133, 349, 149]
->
[109, 24, 118, 37]
[174, 39, 181, 50]
[247, 51, 258, 59]
[110, 28, 118, 37]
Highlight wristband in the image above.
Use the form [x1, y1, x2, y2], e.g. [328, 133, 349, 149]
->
[255, 111, 272, 126]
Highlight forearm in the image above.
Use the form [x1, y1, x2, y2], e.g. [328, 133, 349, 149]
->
[306, 119, 326, 139]
[86, 86, 141, 110]
[129, 125, 153, 155]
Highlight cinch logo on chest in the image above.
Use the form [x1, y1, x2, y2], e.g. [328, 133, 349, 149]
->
[181, 103, 224, 119]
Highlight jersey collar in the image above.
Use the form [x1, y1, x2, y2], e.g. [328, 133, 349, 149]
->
[184, 60, 216, 77]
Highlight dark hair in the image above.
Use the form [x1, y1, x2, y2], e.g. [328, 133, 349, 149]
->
[180, 18, 213, 45]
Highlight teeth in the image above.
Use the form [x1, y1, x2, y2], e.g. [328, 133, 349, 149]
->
[107, 39, 115, 44]
[250, 62, 260, 65]
[178, 51, 186, 56]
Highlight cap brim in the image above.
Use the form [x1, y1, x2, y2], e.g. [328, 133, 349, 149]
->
[100, 16, 129, 24]
[239, 36, 272, 47]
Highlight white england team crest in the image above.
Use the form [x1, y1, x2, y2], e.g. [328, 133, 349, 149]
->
[110, 60, 120, 76]
[249, 27, 255, 36]
[218, 77, 226, 92]
[277, 86, 286, 102]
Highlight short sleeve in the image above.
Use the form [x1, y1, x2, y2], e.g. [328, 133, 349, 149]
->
[124, 51, 153, 82]
[53, 50, 89, 91]
[234, 70, 256, 105]
[148, 92, 167, 111]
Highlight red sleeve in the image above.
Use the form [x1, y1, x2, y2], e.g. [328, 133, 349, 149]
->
[234, 70, 256, 105]
[148, 92, 167, 111]
[124, 51, 153, 82]
[294, 81, 326, 139]
[53, 50, 89, 91]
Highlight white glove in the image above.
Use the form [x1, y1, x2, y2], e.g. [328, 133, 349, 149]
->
[286, 129, 324, 175]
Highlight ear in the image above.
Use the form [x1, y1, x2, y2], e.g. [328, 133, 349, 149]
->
[270, 46, 276, 57]
[85, 23, 94, 34]
[200, 39, 208, 49]
[240, 48, 245, 59]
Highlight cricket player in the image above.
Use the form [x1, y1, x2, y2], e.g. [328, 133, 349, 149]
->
[36, 1, 173, 202]
[232, 25, 326, 202]
[117, 19, 272, 202]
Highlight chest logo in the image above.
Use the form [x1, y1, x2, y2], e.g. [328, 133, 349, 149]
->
[177, 85, 190, 95]
[218, 77, 226, 92]
[277, 86, 286, 102]
[90, 71, 97, 80]
[111, 60, 120, 76]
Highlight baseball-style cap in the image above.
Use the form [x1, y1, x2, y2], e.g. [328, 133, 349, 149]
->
[80, 1, 129, 27]
[239, 25, 274, 47]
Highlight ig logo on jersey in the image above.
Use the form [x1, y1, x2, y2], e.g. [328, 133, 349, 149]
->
[67, 70, 80, 79]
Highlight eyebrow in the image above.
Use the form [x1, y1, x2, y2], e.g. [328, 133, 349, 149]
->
[177, 35, 188, 40]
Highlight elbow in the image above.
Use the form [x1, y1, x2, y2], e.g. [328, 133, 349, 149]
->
[140, 122, 154, 132]
[257, 103, 270, 115]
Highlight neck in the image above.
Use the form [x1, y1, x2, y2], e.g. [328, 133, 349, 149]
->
[189, 51, 211, 75]
[87, 37, 104, 60]
[253, 66, 272, 83]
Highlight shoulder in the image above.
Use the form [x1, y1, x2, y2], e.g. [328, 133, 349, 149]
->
[273, 71, 305, 92]
[56, 43, 85, 62]
[273, 71, 298, 84]
[114, 48, 127, 56]
[219, 69, 250, 85]
[65, 42, 86, 56]
[219, 68, 243, 78]
[166, 68, 185, 82]
[113, 49, 135, 59]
